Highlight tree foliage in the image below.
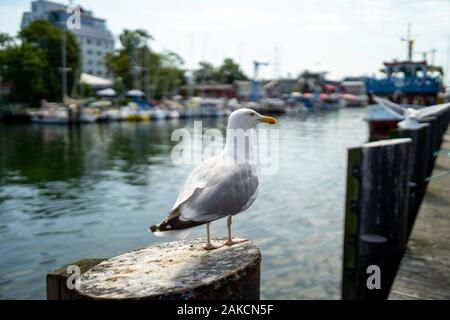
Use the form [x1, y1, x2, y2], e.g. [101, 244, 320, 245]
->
[194, 58, 248, 84]
[105, 29, 186, 100]
[19, 20, 81, 102]
[0, 21, 81, 105]
[1, 43, 47, 104]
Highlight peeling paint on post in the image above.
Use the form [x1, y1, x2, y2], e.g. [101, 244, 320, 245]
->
[75, 239, 261, 300]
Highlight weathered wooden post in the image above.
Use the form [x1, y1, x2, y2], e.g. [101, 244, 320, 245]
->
[342, 138, 411, 300]
[342, 147, 361, 300]
[46, 258, 106, 300]
[398, 123, 431, 237]
[419, 116, 439, 178]
[47, 239, 261, 300]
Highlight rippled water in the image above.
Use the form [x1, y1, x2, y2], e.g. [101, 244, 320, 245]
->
[0, 108, 368, 299]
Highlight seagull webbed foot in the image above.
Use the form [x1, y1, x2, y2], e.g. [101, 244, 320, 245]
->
[204, 242, 225, 251]
[225, 238, 248, 246]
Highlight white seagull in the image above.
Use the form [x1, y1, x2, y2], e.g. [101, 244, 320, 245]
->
[149, 108, 277, 250]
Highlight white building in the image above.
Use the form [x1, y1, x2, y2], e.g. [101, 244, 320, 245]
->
[21, 0, 115, 77]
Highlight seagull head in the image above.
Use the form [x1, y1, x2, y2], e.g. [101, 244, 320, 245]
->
[404, 108, 418, 119]
[227, 108, 277, 130]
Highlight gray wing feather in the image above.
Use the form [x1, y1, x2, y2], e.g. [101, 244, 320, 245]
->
[151, 152, 259, 233]
[181, 162, 259, 222]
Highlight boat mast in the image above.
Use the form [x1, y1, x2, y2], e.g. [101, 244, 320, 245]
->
[401, 23, 416, 62]
[60, 0, 73, 106]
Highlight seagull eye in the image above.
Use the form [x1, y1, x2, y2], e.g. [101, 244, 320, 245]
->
[249, 112, 256, 116]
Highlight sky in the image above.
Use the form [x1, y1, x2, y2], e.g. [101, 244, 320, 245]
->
[1, 0, 450, 81]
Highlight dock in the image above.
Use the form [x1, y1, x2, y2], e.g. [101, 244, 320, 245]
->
[389, 130, 450, 300]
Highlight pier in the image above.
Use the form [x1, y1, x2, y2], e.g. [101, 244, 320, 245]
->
[389, 130, 450, 300]
[342, 105, 450, 300]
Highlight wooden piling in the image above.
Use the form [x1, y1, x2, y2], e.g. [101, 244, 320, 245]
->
[389, 129, 450, 300]
[342, 147, 362, 300]
[64, 239, 261, 300]
[419, 116, 441, 177]
[398, 123, 431, 237]
[46, 258, 106, 300]
[342, 138, 412, 300]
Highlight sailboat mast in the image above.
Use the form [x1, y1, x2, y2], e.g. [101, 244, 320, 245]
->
[61, 26, 67, 105]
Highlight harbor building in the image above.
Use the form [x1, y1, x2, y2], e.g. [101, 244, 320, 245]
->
[21, 0, 115, 77]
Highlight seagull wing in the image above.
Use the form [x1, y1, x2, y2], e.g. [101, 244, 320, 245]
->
[150, 152, 259, 235]
[416, 103, 450, 120]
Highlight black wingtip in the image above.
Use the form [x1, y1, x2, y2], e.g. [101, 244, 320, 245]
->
[149, 225, 159, 233]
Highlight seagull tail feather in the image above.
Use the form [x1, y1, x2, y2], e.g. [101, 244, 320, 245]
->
[148, 225, 191, 239]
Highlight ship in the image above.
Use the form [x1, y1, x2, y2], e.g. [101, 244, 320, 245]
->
[364, 25, 445, 140]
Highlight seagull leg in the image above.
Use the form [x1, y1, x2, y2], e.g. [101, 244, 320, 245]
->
[204, 223, 224, 250]
[226, 215, 248, 246]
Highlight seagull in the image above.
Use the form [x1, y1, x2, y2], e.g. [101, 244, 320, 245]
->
[149, 108, 277, 250]
[398, 108, 421, 129]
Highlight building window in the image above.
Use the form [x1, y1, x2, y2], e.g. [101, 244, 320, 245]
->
[87, 49, 93, 55]
[97, 51, 102, 56]
[87, 60, 93, 65]
[97, 40, 101, 46]
[86, 38, 92, 44]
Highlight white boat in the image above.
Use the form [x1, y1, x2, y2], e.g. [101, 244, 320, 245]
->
[30, 108, 69, 124]
[167, 110, 180, 119]
[150, 108, 167, 120]
[105, 109, 121, 121]
[120, 104, 150, 121]
[79, 110, 98, 123]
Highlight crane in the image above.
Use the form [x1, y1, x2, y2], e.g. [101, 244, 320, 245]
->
[251, 61, 269, 101]
[415, 49, 437, 65]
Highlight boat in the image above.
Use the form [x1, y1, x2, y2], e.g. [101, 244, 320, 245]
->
[120, 103, 150, 121]
[340, 93, 368, 108]
[167, 110, 180, 119]
[340, 81, 368, 107]
[105, 109, 121, 121]
[30, 107, 69, 124]
[365, 26, 444, 106]
[150, 108, 167, 120]
[79, 109, 98, 123]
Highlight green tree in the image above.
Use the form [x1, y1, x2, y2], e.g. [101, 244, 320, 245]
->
[194, 61, 216, 84]
[19, 20, 81, 102]
[0, 32, 13, 48]
[216, 58, 248, 84]
[105, 29, 186, 100]
[0, 42, 47, 104]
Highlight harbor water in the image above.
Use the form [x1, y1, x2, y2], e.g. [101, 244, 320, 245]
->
[0, 108, 368, 299]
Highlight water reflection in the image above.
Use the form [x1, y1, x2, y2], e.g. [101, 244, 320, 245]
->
[0, 109, 367, 299]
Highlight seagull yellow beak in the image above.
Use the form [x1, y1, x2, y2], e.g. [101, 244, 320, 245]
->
[259, 115, 278, 125]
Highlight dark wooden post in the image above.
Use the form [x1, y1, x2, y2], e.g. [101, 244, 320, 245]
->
[342, 138, 412, 300]
[398, 123, 431, 237]
[342, 147, 362, 300]
[419, 116, 439, 177]
[46, 258, 106, 300]
[47, 239, 261, 300]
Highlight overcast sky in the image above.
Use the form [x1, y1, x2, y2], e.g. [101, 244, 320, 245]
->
[1, 0, 449, 81]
